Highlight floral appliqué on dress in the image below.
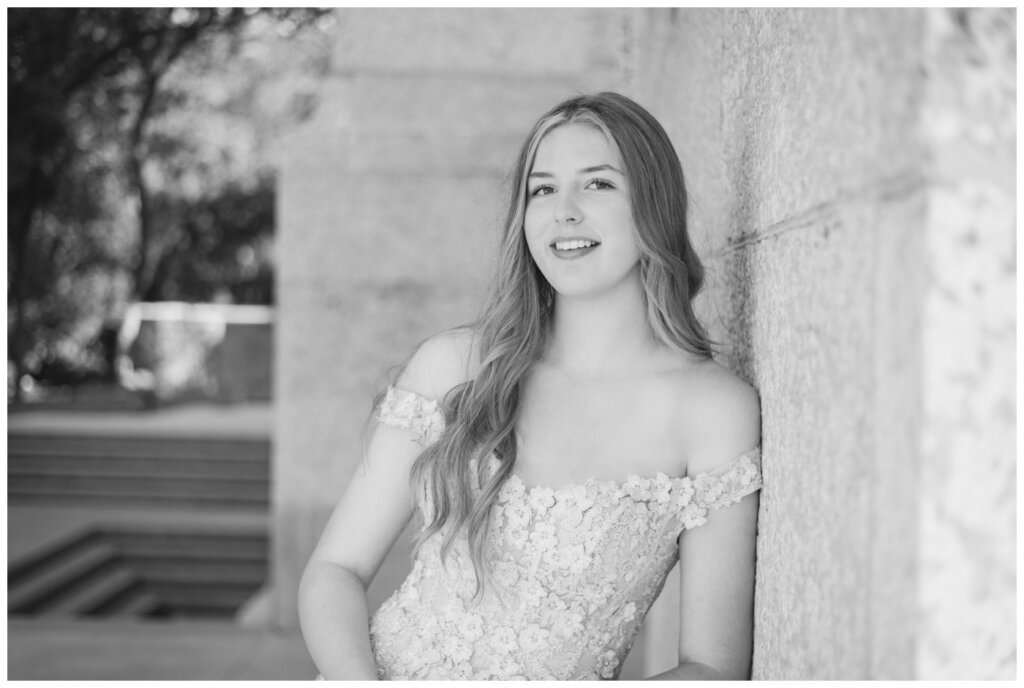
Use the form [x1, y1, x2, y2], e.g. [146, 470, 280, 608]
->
[368, 386, 762, 680]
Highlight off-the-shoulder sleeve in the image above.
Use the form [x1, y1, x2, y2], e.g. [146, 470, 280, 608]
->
[376, 386, 446, 446]
[674, 447, 762, 532]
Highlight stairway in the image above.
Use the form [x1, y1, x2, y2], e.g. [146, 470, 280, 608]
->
[7, 434, 270, 509]
[8, 527, 268, 619]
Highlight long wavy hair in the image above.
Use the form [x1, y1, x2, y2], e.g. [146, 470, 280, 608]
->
[399, 92, 714, 596]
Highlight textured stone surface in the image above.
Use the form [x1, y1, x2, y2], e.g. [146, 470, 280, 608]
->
[634, 9, 924, 258]
[867, 187, 927, 678]
[640, 7, 1015, 680]
[738, 200, 908, 680]
[917, 8, 1016, 680]
[632, 8, 927, 679]
[333, 8, 628, 78]
[298, 76, 593, 176]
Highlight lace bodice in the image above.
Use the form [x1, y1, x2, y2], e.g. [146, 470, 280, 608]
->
[369, 386, 761, 680]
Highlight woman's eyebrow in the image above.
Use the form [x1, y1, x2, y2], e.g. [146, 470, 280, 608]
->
[528, 164, 623, 179]
[580, 164, 622, 175]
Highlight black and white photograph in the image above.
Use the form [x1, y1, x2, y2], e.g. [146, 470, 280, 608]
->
[6, 7, 1017, 681]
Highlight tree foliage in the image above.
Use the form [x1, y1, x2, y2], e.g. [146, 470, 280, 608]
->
[7, 8, 332, 396]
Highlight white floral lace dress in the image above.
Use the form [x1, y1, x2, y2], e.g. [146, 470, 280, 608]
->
[368, 386, 761, 680]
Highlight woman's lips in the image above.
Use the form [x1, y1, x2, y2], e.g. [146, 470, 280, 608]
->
[550, 237, 600, 260]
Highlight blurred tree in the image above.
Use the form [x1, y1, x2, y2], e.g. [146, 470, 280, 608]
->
[8, 8, 331, 401]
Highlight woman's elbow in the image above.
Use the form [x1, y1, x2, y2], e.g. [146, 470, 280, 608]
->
[297, 559, 321, 621]
[298, 558, 340, 616]
[299, 558, 368, 606]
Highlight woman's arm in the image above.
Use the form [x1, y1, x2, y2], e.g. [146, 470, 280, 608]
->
[649, 492, 760, 680]
[649, 366, 761, 680]
[298, 422, 420, 680]
[298, 329, 477, 680]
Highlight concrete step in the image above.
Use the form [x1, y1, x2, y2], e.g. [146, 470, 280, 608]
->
[7, 455, 269, 480]
[8, 434, 270, 460]
[108, 531, 267, 559]
[9, 536, 120, 614]
[9, 462, 264, 483]
[7, 432, 270, 509]
[9, 526, 269, 620]
[81, 579, 163, 617]
[107, 588, 162, 617]
[147, 585, 256, 611]
[7, 491, 268, 509]
[39, 566, 139, 617]
[130, 561, 266, 586]
[9, 529, 103, 588]
[8, 475, 268, 502]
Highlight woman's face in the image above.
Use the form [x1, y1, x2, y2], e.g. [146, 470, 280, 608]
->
[523, 123, 641, 300]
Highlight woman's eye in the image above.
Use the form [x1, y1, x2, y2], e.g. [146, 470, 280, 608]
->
[529, 185, 554, 197]
[585, 178, 615, 191]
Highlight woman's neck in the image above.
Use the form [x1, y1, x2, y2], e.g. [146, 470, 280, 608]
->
[543, 280, 664, 378]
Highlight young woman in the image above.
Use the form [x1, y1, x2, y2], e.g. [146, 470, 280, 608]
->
[299, 92, 762, 680]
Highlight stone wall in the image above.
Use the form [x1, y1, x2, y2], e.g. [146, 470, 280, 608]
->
[628, 7, 1015, 680]
[629, 9, 926, 679]
[917, 8, 1016, 680]
[274, 7, 1015, 679]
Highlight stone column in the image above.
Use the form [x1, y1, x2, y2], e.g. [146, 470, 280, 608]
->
[632, 7, 1014, 680]
[917, 8, 1016, 679]
[273, 7, 631, 630]
[631, 8, 926, 679]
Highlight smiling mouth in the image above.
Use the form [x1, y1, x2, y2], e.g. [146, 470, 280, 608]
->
[551, 239, 601, 252]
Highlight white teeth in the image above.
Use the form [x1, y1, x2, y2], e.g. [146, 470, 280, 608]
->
[554, 239, 596, 251]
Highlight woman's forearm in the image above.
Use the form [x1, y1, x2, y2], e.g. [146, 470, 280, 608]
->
[298, 560, 380, 680]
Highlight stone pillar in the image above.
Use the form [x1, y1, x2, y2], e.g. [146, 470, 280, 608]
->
[631, 8, 927, 679]
[917, 8, 1016, 679]
[273, 8, 631, 630]
[631, 7, 1015, 680]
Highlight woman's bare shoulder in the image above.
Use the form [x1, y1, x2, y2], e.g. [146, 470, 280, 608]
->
[671, 358, 761, 475]
[395, 326, 481, 401]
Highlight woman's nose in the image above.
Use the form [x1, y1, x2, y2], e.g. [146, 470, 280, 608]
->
[554, 189, 581, 224]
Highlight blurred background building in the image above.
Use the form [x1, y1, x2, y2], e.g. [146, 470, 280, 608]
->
[7, 7, 1016, 680]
